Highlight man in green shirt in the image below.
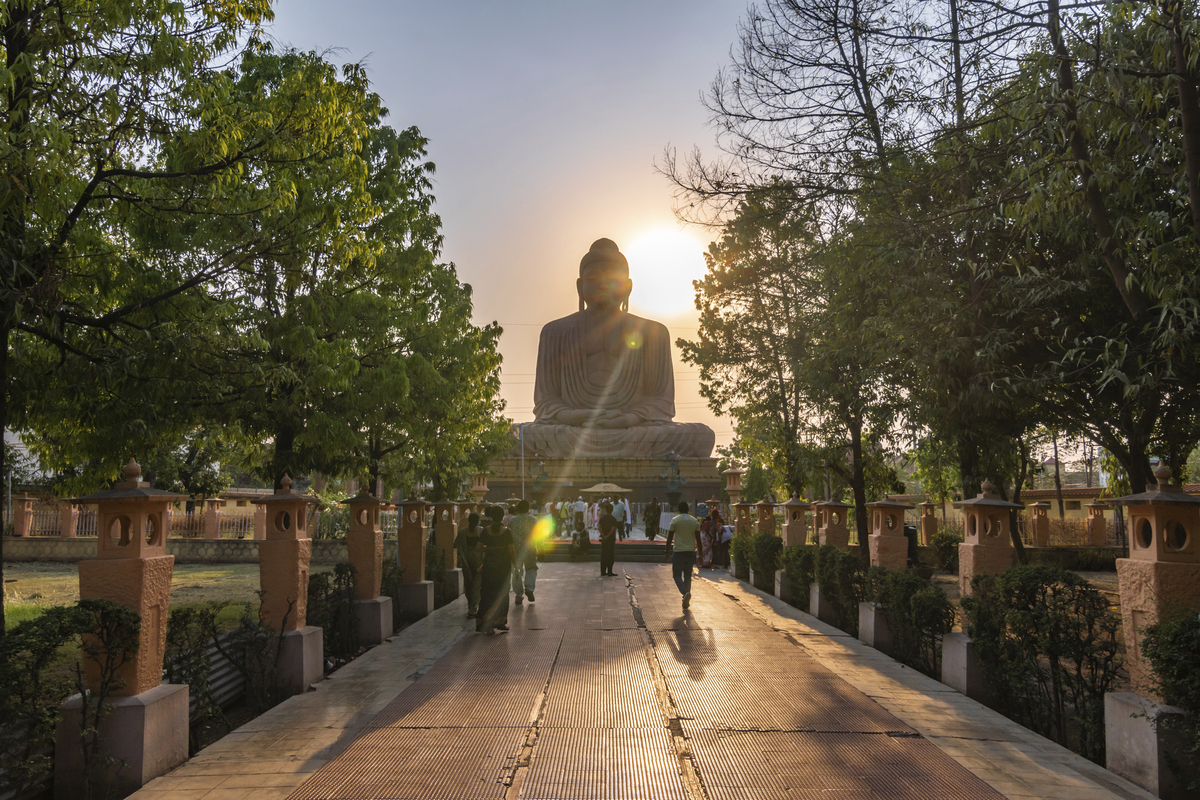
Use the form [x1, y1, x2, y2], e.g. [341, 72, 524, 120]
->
[664, 501, 700, 610]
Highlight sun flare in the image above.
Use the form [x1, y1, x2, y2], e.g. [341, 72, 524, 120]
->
[624, 229, 708, 318]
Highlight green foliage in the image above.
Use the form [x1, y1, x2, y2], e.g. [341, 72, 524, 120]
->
[380, 559, 405, 631]
[814, 545, 865, 635]
[963, 566, 1122, 765]
[749, 533, 783, 591]
[0, 605, 91, 797]
[909, 437, 959, 507]
[207, 597, 291, 714]
[779, 545, 817, 612]
[425, 538, 448, 609]
[729, 534, 752, 581]
[866, 567, 955, 677]
[164, 604, 225, 755]
[70, 600, 142, 799]
[306, 564, 360, 661]
[1142, 616, 1200, 789]
[930, 528, 963, 573]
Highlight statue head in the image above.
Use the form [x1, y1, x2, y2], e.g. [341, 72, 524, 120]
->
[577, 238, 633, 312]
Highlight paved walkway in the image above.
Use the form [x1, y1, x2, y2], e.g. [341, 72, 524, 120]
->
[130, 563, 1156, 800]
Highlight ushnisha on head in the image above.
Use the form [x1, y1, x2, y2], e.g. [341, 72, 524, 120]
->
[577, 238, 633, 312]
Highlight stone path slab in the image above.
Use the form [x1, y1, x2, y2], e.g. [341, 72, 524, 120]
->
[129, 563, 1156, 800]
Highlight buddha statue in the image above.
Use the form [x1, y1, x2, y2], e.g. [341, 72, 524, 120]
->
[518, 238, 715, 459]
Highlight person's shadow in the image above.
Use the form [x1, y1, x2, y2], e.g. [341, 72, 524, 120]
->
[665, 623, 718, 681]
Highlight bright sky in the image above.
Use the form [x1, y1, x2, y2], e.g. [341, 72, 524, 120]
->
[267, 1, 746, 452]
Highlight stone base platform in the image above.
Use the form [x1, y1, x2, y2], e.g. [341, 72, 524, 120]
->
[485, 455, 721, 506]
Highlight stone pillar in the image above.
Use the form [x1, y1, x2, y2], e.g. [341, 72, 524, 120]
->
[201, 497, 223, 539]
[434, 495, 463, 601]
[1104, 464, 1200, 798]
[952, 480, 1020, 598]
[341, 491, 392, 645]
[58, 501, 78, 539]
[56, 459, 188, 799]
[815, 500, 852, 550]
[723, 466, 744, 518]
[470, 473, 489, 505]
[919, 501, 937, 546]
[254, 476, 322, 695]
[754, 498, 777, 536]
[253, 503, 267, 540]
[396, 498, 434, 619]
[1086, 502, 1107, 547]
[733, 500, 754, 537]
[1028, 502, 1051, 547]
[781, 496, 810, 547]
[12, 493, 33, 537]
[866, 497, 914, 571]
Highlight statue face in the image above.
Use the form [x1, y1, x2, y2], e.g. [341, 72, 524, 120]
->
[577, 263, 632, 310]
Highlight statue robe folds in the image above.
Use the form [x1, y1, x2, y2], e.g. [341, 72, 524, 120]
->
[521, 311, 715, 459]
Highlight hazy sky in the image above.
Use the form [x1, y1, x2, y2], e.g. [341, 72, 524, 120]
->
[268, 1, 749, 452]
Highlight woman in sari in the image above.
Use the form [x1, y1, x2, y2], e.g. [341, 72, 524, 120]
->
[698, 510, 716, 568]
[477, 505, 516, 634]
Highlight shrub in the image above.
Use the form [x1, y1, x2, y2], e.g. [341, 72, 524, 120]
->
[425, 538, 448, 608]
[814, 545, 865, 635]
[164, 605, 225, 755]
[207, 595, 293, 714]
[730, 534, 752, 580]
[749, 533, 783, 591]
[779, 545, 817, 612]
[380, 558, 405, 632]
[963, 565, 1122, 765]
[930, 529, 963, 573]
[307, 563, 360, 660]
[1142, 615, 1200, 790]
[865, 567, 955, 677]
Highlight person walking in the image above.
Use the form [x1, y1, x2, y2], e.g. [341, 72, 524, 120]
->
[643, 497, 660, 541]
[664, 501, 701, 610]
[477, 505, 516, 634]
[623, 497, 634, 539]
[597, 501, 619, 576]
[612, 498, 627, 541]
[509, 500, 538, 604]
[698, 509, 716, 568]
[455, 512, 485, 618]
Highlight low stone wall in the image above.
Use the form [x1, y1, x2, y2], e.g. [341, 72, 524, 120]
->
[2, 536, 399, 566]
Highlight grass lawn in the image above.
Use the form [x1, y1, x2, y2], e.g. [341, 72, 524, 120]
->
[3, 562, 336, 630]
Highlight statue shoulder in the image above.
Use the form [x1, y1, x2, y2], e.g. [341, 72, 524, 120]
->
[623, 313, 671, 345]
[540, 312, 585, 337]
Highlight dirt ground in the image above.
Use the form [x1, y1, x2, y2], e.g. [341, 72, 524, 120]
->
[3, 562, 335, 617]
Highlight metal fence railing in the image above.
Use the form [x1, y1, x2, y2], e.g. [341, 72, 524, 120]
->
[217, 512, 255, 539]
[169, 509, 203, 538]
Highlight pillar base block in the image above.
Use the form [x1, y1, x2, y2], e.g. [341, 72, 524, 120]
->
[748, 567, 776, 595]
[356, 597, 393, 646]
[279, 625, 324, 695]
[858, 602, 893, 654]
[809, 583, 836, 626]
[398, 580, 435, 620]
[1105, 692, 1198, 799]
[776, 570, 791, 604]
[443, 568, 464, 602]
[55, 683, 188, 800]
[941, 631, 987, 700]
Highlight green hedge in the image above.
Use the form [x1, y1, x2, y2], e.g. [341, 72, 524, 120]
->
[749, 533, 783, 591]
[814, 545, 865, 635]
[930, 529, 962, 573]
[865, 567, 955, 677]
[307, 562, 360, 660]
[1142, 615, 1200, 790]
[730, 534, 751, 580]
[779, 545, 817, 612]
[962, 565, 1121, 765]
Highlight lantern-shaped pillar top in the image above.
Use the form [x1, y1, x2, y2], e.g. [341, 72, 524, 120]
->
[74, 458, 186, 559]
[1029, 501, 1051, 518]
[342, 488, 385, 534]
[866, 496, 914, 538]
[1108, 464, 1200, 563]
[952, 480, 1022, 547]
[254, 475, 318, 539]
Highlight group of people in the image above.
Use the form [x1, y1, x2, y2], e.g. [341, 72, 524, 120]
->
[450, 498, 734, 632]
[453, 499, 540, 635]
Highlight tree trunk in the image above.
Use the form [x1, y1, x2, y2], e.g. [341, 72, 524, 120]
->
[0, 325, 8, 639]
[849, 417, 869, 552]
[1052, 433, 1065, 519]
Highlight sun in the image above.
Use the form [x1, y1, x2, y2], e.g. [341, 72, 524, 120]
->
[623, 229, 708, 318]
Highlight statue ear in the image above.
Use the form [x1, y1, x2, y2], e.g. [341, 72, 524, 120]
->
[577, 277, 585, 312]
